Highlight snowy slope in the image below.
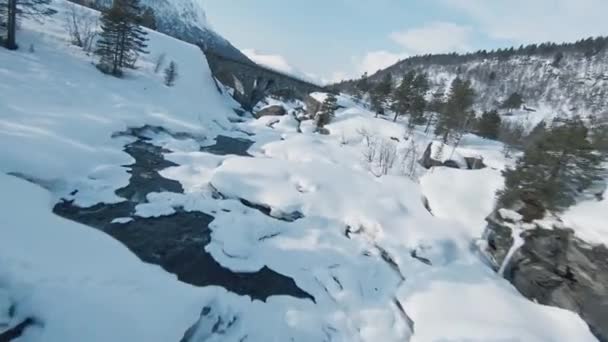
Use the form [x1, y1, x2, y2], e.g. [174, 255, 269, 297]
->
[0, 2, 601, 341]
[0, 0, 240, 201]
[349, 50, 608, 129]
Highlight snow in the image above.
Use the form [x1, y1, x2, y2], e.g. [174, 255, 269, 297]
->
[429, 141, 468, 168]
[0, 4, 601, 341]
[398, 261, 597, 342]
[0, 173, 204, 342]
[421, 167, 504, 238]
[563, 194, 608, 246]
[0, 0, 237, 202]
[499, 208, 524, 222]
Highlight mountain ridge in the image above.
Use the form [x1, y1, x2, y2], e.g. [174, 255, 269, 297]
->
[336, 36, 608, 124]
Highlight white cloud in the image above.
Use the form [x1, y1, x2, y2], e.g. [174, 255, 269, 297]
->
[390, 21, 472, 54]
[242, 49, 294, 74]
[356, 50, 407, 75]
[443, 0, 608, 44]
[242, 49, 326, 84]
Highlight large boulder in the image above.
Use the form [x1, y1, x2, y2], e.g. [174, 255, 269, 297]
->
[304, 95, 322, 119]
[483, 211, 608, 342]
[254, 105, 286, 119]
[420, 142, 486, 170]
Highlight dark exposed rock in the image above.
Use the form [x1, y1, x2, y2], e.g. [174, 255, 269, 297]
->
[180, 306, 240, 342]
[483, 214, 608, 341]
[254, 105, 286, 119]
[484, 213, 515, 267]
[201, 135, 254, 157]
[518, 192, 546, 222]
[464, 156, 486, 170]
[316, 127, 330, 135]
[419, 142, 459, 169]
[238, 198, 304, 222]
[304, 95, 322, 118]
[419, 143, 485, 170]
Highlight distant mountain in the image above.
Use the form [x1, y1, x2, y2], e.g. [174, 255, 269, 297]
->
[337, 37, 608, 126]
[81, 0, 253, 63]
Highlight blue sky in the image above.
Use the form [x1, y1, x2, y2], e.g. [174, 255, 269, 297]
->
[203, 0, 608, 83]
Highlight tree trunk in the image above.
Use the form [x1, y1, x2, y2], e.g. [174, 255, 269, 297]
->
[424, 112, 434, 134]
[393, 112, 399, 122]
[442, 130, 449, 144]
[5, 0, 18, 50]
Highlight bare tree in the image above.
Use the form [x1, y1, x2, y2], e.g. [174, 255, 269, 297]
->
[358, 128, 378, 166]
[358, 128, 397, 177]
[64, 3, 98, 52]
[399, 138, 420, 180]
[375, 139, 397, 176]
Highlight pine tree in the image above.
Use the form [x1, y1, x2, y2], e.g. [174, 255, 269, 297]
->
[391, 71, 428, 125]
[498, 121, 525, 157]
[410, 73, 429, 125]
[498, 116, 604, 216]
[590, 113, 608, 155]
[425, 86, 445, 134]
[353, 72, 370, 102]
[370, 73, 393, 117]
[522, 120, 547, 149]
[477, 109, 501, 139]
[95, 0, 148, 76]
[316, 93, 338, 129]
[434, 77, 475, 143]
[1, 0, 49, 50]
[391, 71, 415, 122]
[164, 60, 177, 86]
[501, 92, 523, 110]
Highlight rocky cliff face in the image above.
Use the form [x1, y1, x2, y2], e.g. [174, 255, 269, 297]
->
[483, 211, 608, 342]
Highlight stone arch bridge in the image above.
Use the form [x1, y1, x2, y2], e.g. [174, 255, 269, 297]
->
[203, 48, 325, 111]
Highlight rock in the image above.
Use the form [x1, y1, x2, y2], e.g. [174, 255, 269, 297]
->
[419, 142, 486, 170]
[419, 142, 461, 169]
[483, 214, 608, 342]
[317, 127, 330, 135]
[304, 94, 322, 118]
[483, 212, 515, 268]
[254, 105, 286, 119]
[464, 156, 486, 170]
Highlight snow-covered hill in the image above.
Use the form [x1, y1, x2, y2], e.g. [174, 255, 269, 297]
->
[342, 46, 608, 128]
[0, 1, 602, 341]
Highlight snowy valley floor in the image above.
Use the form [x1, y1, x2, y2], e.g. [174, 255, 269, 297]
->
[0, 1, 602, 341]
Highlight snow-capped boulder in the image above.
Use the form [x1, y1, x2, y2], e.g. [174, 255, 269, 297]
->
[464, 156, 486, 170]
[304, 94, 322, 118]
[419, 142, 468, 169]
[483, 212, 608, 341]
[420, 142, 487, 170]
[254, 105, 286, 119]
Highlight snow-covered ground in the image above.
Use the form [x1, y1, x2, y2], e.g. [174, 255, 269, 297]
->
[0, 1, 601, 341]
[563, 195, 608, 246]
